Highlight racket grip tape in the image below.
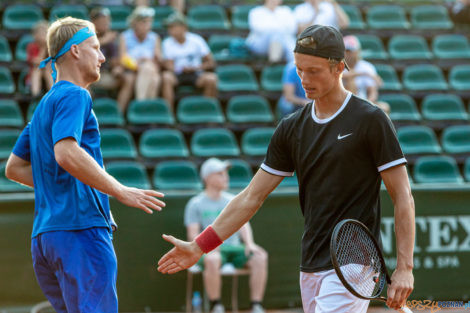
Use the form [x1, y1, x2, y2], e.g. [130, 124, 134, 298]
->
[399, 306, 413, 313]
[195, 225, 223, 253]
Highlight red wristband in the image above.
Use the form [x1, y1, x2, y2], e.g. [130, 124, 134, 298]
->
[195, 226, 223, 253]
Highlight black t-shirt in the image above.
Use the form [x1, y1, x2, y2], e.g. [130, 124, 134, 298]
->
[262, 93, 406, 272]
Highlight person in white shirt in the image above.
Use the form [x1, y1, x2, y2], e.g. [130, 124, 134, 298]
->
[161, 13, 217, 111]
[246, 0, 297, 62]
[294, 0, 349, 33]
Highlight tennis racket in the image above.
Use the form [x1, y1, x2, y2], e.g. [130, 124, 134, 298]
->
[330, 219, 413, 313]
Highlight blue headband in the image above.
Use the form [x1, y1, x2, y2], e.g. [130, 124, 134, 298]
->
[39, 27, 96, 83]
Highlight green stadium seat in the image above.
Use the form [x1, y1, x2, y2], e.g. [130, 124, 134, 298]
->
[153, 6, 175, 30]
[227, 95, 274, 123]
[356, 35, 388, 60]
[231, 5, 255, 30]
[208, 35, 249, 62]
[188, 5, 230, 30]
[0, 67, 15, 94]
[140, 129, 189, 158]
[449, 65, 470, 91]
[191, 128, 240, 157]
[441, 125, 470, 154]
[49, 4, 89, 22]
[278, 173, 298, 188]
[0, 36, 12, 63]
[367, 5, 410, 29]
[397, 126, 441, 155]
[17, 68, 29, 95]
[421, 94, 468, 121]
[411, 5, 453, 30]
[153, 160, 202, 190]
[216, 65, 259, 92]
[106, 161, 151, 189]
[413, 156, 463, 184]
[0, 100, 24, 128]
[27, 101, 39, 122]
[228, 159, 253, 189]
[0, 161, 32, 192]
[109, 6, 132, 31]
[375, 64, 402, 91]
[127, 98, 174, 125]
[15, 34, 34, 62]
[3, 5, 44, 30]
[0, 129, 21, 160]
[388, 35, 432, 60]
[432, 35, 470, 59]
[261, 65, 284, 92]
[341, 5, 365, 30]
[93, 98, 124, 126]
[464, 158, 470, 182]
[402, 64, 448, 91]
[100, 129, 137, 159]
[378, 94, 421, 121]
[177, 96, 225, 124]
[241, 127, 275, 156]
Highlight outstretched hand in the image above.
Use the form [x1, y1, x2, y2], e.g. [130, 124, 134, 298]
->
[115, 186, 165, 214]
[157, 234, 204, 274]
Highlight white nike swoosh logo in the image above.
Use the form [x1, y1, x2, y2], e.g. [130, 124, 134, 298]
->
[338, 133, 353, 140]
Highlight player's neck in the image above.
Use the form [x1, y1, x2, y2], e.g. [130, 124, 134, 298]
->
[56, 67, 89, 89]
[205, 188, 222, 200]
[314, 87, 349, 120]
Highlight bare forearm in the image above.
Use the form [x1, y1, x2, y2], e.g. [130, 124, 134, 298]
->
[394, 192, 415, 270]
[6, 156, 34, 188]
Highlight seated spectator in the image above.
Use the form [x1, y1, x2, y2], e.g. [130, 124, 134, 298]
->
[118, 6, 162, 112]
[134, 0, 185, 12]
[185, 158, 268, 313]
[161, 13, 217, 111]
[451, 0, 470, 25]
[278, 62, 309, 118]
[342, 35, 390, 114]
[246, 0, 297, 62]
[90, 8, 123, 92]
[294, 0, 349, 33]
[26, 21, 53, 98]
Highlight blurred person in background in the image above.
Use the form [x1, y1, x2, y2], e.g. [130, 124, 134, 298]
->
[118, 6, 162, 112]
[451, 0, 470, 25]
[294, 0, 349, 33]
[135, 0, 185, 13]
[278, 61, 310, 117]
[27, 21, 53, 98]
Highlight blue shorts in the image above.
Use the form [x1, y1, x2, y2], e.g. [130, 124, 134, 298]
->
[31, 227, 118, 313]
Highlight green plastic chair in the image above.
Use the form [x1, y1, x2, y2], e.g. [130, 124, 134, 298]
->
[188, 5, 230, 30]
[413, 156, 463, 184]
[139, 129, 189, 158]
[100, 128, 137, 159]
[17, 68, 30, 95]
[27, 101, 39, 122]
[0, 100, 24, 128]
[241, 127, 275, 156]
[0, 36, 12, 63]
[0, 129, 21, 160]
[3, 5, 44, 30]
[228, 159, 253, 189]
[442, 125, 470, 154]
[397, 126, 441, 155]
[216, 65, 259, 92]
[403, 64, 448, 91]
[109, 6, 132, 31]
[106, 161, 151, 189]
[422, 94, 468, 121]
[0, 161, 32, 192]
[432, 35, 470, 59]
[231, 5, 255, 30]
[49, 4, 89, 22]
[367, 5, 410, 29]
[227, 95, 274, 123]
[356, 34, 388, 60]
[341, 5, 365, 30]
[153, 160, 202, 190]
[464, 158, 470, 182]
[261, 65, 284, 92]
[208, 35, 248, 62]
[127, 98, 174, 125]
[0, 67, 15, 94]
[191, 128, 240, 157]
[177, 96, 225, 124]
[375, 64, 402, 91]
[379, 94, 421, 121]
[388, 35, 432, 60]
[411, 5, 453, 30]
[93, 98, 124, 126]
[153, 6, 175, 30]
[449, 65, 470, 91]
[15, 34, 34, 62]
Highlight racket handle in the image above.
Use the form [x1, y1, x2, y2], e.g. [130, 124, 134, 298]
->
[399, 306, 413, 313]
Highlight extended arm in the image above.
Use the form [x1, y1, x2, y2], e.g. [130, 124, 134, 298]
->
[5, 154, 34, 188]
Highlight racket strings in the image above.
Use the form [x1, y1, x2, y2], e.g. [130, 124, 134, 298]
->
[334, 223, 385, 298]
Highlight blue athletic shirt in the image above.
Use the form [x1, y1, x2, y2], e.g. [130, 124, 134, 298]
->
[12, 80, 113, 238]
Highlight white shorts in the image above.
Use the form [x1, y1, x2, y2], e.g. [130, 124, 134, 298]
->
[300, 269, 370, 313]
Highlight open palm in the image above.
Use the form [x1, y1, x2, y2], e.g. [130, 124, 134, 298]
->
[157, 235, 203, 274]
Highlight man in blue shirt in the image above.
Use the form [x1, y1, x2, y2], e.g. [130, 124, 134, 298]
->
[278, 61, 309, 118]
[5, 17, 165, 313]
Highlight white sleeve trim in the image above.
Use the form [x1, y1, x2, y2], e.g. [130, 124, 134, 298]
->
[260, 163, 294, 177]
[377, 158, 407, 172]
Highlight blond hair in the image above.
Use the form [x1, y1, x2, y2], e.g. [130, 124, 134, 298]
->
[46, 17, 95, 58]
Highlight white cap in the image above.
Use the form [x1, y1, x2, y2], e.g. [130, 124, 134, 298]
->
[200, 158, 231, 180]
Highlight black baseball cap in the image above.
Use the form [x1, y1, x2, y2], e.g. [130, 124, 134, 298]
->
[294, 24, 349, 70]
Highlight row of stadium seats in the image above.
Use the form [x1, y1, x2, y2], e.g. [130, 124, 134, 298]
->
[0, 4, 459, 32]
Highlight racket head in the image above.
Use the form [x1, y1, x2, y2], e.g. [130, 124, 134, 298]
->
[330, 219, 390, 300]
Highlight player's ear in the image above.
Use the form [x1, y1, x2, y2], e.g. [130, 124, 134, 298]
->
[69, 44, 80, 59]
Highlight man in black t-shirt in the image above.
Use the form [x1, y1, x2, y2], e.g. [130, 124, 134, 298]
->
[158, 25, 415, 313]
